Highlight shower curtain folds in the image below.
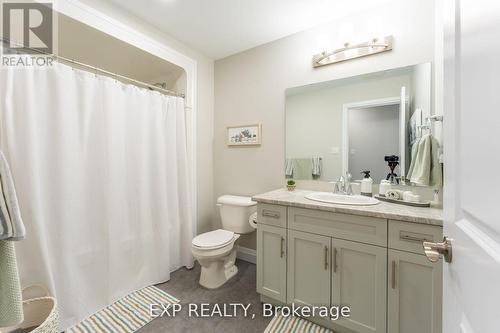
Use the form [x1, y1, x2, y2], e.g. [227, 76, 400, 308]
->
[0, 62, 194, 330]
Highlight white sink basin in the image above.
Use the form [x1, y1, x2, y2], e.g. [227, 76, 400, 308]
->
[305, 192, 380, 206]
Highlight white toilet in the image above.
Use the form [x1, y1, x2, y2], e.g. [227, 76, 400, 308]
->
[191, 195, 257, 289]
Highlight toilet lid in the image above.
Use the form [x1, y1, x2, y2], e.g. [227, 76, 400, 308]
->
[217, 195, 257, 207]
[192, 229, 235, 249]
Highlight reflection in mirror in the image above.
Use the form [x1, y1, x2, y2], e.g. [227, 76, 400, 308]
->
[347, 103, 401, 183]
[285, 63, 435, 185]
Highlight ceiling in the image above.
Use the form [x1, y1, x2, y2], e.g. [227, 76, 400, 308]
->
[104, 0, 393, 60]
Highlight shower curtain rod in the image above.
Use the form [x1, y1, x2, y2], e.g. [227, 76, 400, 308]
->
[1, 38, 185, 98]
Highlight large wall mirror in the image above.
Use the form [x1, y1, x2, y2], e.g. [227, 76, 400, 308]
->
[285, 63, 436, 185]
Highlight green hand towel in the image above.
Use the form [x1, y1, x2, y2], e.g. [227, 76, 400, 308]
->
[428, 135, 443, 187]
[406, 137, 420, 180]
[0, 240, 24, 327]
[407, 134, 442, 187]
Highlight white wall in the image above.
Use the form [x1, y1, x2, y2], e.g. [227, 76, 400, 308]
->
[214, 0, 436, 249]
[410, 62, 432, 119]
[76, 0, 215, 235]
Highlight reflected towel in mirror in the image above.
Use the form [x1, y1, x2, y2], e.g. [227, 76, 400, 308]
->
[285, 158, 322, 179]
[312, 157, 322, 179]
[285, 158, 294, 178]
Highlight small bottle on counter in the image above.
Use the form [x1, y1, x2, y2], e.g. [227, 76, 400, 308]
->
[360, 171, 373, 197]
[379, 180, 391, 197]
[431, 188, 442, 208]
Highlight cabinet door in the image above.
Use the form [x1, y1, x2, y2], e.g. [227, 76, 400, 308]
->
[332, 239, 387, 333]
[256, 224, 286, 302]
[287, 230, 330, 306]
[388, 250, 442, 333]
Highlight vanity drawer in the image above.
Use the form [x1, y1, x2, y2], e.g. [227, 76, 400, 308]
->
[288, 207, 387, 246]
[258, 204, 287, 228]
[388, 220, 443, 255]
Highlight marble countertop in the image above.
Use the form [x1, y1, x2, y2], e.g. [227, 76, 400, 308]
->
[252, 188, 443, 226]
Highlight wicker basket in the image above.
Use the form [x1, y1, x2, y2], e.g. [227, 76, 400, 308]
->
[3, 286, 59, 333]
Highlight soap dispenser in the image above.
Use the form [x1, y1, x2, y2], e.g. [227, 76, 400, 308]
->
[360, 171, 373, 197]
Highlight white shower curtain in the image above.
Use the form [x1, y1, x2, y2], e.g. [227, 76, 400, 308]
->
[0, 62, 194, 329]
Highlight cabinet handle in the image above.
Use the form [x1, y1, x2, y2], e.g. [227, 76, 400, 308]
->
[391, 260, 397, 289]
[400, 234, 430, 243]
[324, 246, 328, 270]
[280, 237, 285, 258]
[262, 210, 280, 219]
[333, 247, 337, 273]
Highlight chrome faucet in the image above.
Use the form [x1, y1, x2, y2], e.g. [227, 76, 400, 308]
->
[332, 172, 353, 195]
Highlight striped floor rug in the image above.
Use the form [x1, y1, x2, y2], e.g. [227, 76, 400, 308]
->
[67, 286, 179, 333]
[264, 315, 334, 333]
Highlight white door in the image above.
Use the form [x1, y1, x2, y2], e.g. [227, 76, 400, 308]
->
[399, 86, 406, 177]
[442, 0, 500, 332]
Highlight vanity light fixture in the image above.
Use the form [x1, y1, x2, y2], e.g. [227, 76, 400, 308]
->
[313, 35, 393, 68]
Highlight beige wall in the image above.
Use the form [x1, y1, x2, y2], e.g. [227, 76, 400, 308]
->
[214, 0, 437, 249]
[76, 0, 215, 235]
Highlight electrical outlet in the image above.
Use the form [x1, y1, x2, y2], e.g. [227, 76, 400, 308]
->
[330, 147, 340, 154]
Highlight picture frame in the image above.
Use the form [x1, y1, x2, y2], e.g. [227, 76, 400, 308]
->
[226, 124, 262, 146]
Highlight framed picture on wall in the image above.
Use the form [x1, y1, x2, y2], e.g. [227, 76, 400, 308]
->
[226, 124, 262, 146]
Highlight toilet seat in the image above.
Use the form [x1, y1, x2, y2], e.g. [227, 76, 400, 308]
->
[192, 229, 235, 250]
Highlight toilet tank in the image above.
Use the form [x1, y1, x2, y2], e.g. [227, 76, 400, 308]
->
[217, 195, 257, 234]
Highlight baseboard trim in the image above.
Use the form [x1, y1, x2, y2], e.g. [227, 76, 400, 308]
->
[236, 246, 256, 264]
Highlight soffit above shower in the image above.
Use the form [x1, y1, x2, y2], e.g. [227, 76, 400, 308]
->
[101, 0, 393, 60]
[58, 13, 185, 88]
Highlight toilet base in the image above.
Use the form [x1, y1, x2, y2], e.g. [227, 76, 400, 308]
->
[198, 249, 238, 289]
[225, 263, 238, 281]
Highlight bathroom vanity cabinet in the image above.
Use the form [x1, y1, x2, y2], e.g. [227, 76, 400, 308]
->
[256, 223, 287, 303]
[254, 193, 443, 333]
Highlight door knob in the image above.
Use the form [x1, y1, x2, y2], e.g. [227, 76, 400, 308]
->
[423, 237, 453, 263]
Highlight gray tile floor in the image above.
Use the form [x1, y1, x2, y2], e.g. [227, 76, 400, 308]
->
[139, 260, 272, 333]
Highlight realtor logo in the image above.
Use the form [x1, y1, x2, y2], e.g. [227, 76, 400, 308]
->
[2, 1, 54, 54]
